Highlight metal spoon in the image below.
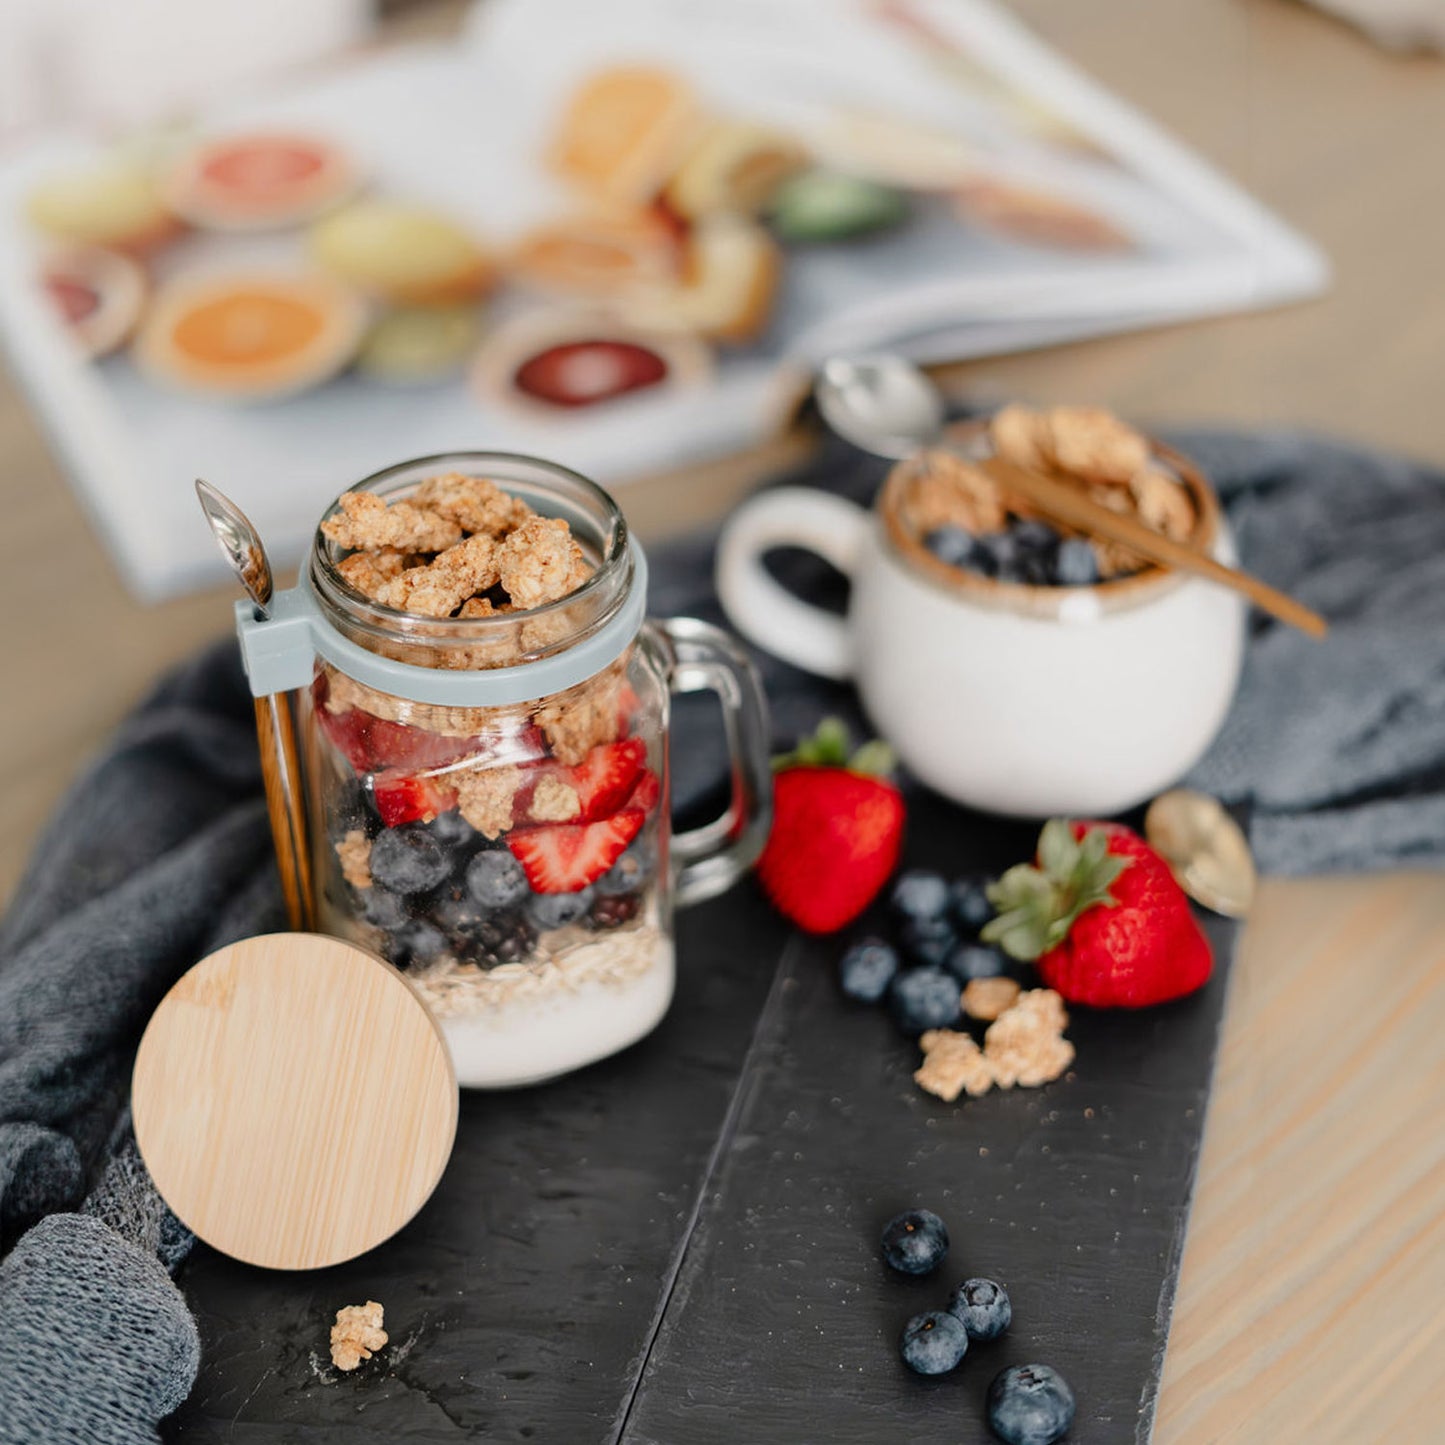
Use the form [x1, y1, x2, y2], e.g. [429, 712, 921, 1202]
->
[1145, 790, 1256, 918]
[814, 353, 1327, 639]
[196, 480, 314, 930]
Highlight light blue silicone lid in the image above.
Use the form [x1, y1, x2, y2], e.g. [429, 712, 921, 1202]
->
[236, 538, 649, 706]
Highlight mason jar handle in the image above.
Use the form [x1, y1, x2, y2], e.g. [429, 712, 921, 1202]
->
[651, 617, 773, 909]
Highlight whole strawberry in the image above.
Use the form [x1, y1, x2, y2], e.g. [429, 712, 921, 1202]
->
[756, 719, 905, 935]
[983, 819, 1212, 1008]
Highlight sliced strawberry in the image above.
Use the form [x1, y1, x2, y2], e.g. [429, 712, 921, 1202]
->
[317, 705, 373, 772]
[623, 767, 661, 816]
[365, 716, 485, 773]
[568, 738, 646, 820]
[507, 810, 645, 893]
[373, 771, 458, 828]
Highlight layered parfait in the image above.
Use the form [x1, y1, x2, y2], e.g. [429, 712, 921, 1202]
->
[306, 470, 670, 1087]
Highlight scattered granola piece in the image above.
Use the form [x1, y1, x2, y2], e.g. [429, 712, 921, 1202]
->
[377, 534, 502, 618]
[455, 764, 523, 838]
[904, 450, 1006, 537]
[337, 547, 409, 601]
[414, 471, 533, 538]
[530, 774, 582, 822]
[496, 515, 591, 610]
[915, 1029, 995, 1102]
[961, 975, 1021, 1022]
[1131, 466, 1194, 541]
[1041, 406, 1149, 485]
[334, 829, 373, 890]
[329, 1301, 388, 1372]
[322, 490, 462, 552]
[984, 988, 1074, 1088]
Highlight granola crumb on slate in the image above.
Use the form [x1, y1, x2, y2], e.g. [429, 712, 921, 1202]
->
[330, 1301, 388, 1372]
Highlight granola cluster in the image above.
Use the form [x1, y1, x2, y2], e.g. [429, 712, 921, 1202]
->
[329, 1300, 388, 1372]
[322, 472, 590, 620]
[899, 403, 1198, 580]
[914, 988, 1074, 1103]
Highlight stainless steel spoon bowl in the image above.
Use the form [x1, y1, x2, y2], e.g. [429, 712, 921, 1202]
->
[815, 353, 946, 460]
[196, 478, 273, 618]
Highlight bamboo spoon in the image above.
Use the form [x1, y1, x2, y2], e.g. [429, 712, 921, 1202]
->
[815, 354, 1327, 640]
[195, 480, 315, 930]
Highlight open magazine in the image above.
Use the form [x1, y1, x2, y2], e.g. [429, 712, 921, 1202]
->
[0, 0, 1326, 598]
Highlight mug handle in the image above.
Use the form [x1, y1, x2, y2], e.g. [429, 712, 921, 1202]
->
[714, 488, 870, 681]
[649, 617, 774, 909]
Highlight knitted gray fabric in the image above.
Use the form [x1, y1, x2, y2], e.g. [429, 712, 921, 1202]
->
[0, 429, 1439, 1439]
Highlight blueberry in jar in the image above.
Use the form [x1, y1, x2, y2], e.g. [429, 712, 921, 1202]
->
[596, 844, 655, 897]
[899, 1309, 969, 1376]
[839, 937, 900, 1003]
[360, 885, 407, 931]
[370, 826, 450, 895]
[466, 848, 530, 910]
[387, 918, 447, 971]
[528, 887, 595, 932]
[1055, 537, 1100, 587]
[424, 809, 480, 850]
[923, 525, 981, 571]
[880, 1207, 949, 1275]
[987, 1363, 1075, 1445]
[948, 1277, 1012, 1342]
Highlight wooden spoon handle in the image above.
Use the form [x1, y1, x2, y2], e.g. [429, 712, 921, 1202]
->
[981, 456, 1328, 639]
[254, 694, 315, 931]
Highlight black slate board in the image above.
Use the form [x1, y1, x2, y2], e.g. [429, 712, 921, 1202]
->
[164, 794, 1235, 1443]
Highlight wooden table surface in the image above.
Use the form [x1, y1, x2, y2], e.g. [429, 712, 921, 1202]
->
[2, 1, 1442, 1438]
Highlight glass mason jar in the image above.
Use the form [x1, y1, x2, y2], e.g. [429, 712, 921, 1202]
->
[233, 452, 771, 1088]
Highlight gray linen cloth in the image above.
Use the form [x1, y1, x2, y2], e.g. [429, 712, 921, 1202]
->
[0, 429, 1441, 1439]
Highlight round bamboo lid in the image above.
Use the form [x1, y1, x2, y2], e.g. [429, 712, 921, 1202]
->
[133, 932, 457, 1271]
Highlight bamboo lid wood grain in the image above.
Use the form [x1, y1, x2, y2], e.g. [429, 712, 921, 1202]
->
[133, 933, 457, 1271]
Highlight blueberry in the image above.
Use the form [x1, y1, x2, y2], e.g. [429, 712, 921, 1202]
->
[1055, 537, 1100, 587]
[948, 1277, 1012, 1341]
[360, 885, 407, 930]
[424, 809, 478, 850]
[1017, 553, 1055, 587]
[945, 942, 1009, 983]
[899, 918, 958, 970]
[880, 1208, 949, 1275]
[370, 827, 450, 895]
[950, 875, 995, 933]
[387, 918, 447, 971]
[1012, 519, 1061, 554]
[889, 968, 963, 1034]
[978, 531, 1019, 575]
[923, 525, 979, 571]
[596, 845, 655, 897]
[987, 1364, 1075, 1445]
[899, 1309, 969, 1376]
[838, 937, 899, 1003]
[428, 887, 479, 935]
[466, 849, 529, 910]
[331, 778, 371, 838]
[528, 887, 594, 931]
[890, 870, 951, 925]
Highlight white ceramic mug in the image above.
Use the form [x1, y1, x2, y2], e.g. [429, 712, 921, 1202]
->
[716, 436, 1246, 818]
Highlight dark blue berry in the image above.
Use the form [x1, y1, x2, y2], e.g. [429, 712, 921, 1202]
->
[899, 918, 958, 970]
[360, 885, 407, 930]
[899, 1309, 968, 1376]
[1017, 553, 1055, 587]
[889, 968, 962, 1034]
[978, 531, 1019, 576]
[424, 810, 479, 850]
[370, 827, 450, 895]
[945, 942, 1009, 983]
[890, 870, 951, 924]
[987, 1364, 1075, 1445]
[596, 845, 655, 897]
[950, 875, 995, 933]
[881, 1208, 949, 1275]
[1012, 519, 1061, 553]
[838, 937, 899, 1003]
[1055, 537, 1100, 587]
[923, 525, 980, 570]
[528, 887, 594, 931]
[466, 849, 529, 910]
[467, 912, 536, 965]
[948, 1277, 1012, 1341]
[387, 918, 447, 971]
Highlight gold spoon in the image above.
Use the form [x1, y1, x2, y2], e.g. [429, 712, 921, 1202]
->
[1145, 789, 1256, 918]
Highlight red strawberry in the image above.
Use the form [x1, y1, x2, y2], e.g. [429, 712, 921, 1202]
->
[566, 738, 647, 820]
[984, 819, 1212, 1008]
[755, 720, 905, 935]
[365, 717, 484, 774]
[373, 771, 458, 828]
[507, 810, 645, 894]
[624, 767, 661, 816]
[317, 704, 373, 772]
